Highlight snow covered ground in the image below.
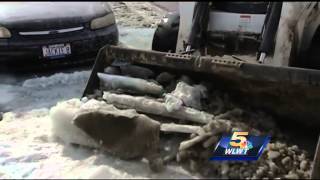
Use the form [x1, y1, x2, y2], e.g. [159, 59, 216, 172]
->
[0, 2, 202, 179]
[0, 109, 198, 179]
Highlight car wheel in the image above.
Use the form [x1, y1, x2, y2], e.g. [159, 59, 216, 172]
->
[152, 12, 180, 53]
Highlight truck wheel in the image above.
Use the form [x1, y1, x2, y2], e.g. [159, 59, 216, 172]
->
[306, 45, 320, 69]
[212, 2, 269, 14]
[152, 12, 180, 53]
[304, 28, 320, 70]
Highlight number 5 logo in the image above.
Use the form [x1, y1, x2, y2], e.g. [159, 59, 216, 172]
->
[229, 132, 248, 148]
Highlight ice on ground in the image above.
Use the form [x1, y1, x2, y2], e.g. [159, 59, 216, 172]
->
[22, 71, 90, 89]
[0, 85, 16, 106]
[0, 71, 90, 113]
[0, 108, 199, 179]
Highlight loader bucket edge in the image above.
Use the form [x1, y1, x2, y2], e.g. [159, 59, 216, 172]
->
[82, 45, 113, 97]
[83, 45, 320, 127]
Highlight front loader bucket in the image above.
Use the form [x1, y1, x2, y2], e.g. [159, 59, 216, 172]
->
[83, 45, 320, 127]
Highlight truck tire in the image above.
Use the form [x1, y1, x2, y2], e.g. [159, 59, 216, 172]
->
[212, 2, 269, 14]
[301, 27, 320, 70]
[152, 12, 180, 53]
[306, 37, 320, 69]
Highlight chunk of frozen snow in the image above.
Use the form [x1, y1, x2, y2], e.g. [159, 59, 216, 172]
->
[49, 99, 99, 148]
[165, 82, 208, 111]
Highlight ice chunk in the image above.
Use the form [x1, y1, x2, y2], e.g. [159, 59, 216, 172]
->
[165, 82, 207, 110]
[164, 94, 183, 112]
[49, 99, 99, 148]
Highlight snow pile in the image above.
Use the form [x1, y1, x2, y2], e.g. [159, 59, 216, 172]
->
[0, 71, 90, 113]
[0, 84, 16, 106]
[22, 71, 90, 89]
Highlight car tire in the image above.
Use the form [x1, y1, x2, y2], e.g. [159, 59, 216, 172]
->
[152, 12, 180, 53]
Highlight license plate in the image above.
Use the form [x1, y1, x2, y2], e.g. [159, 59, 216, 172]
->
[42, 43, 71, 58]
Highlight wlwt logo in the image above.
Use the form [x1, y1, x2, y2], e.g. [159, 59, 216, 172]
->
[210, 131, 270, 161]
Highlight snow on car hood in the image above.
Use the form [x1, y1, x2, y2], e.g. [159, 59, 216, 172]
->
[0, 2, 112, 30]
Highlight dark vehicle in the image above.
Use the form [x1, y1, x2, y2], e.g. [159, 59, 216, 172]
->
[0, 2, 118, 68]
